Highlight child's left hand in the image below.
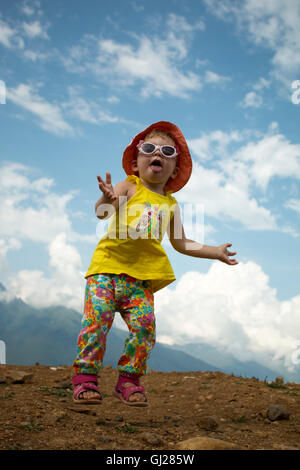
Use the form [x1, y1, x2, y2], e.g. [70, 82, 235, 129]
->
[217, 243, 238, 265]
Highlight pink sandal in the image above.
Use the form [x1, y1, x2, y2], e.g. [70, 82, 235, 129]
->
[114, 374, 148, 407]
[72, 374, 102, 405]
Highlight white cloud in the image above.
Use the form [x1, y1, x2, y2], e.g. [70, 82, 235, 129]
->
[0, 161, 96, 246]
[131, 1, 144, 13]
[0, 162, 97, 307]
[0, 238, 22, 258]
[62, 14, 206, 99]
[7, 83, 74, 136]
[240, 77, 271, 108]
[153, 261, 300, 376]
[253, 77, 271, 91]
[204, 70, 231, 85]
[285, 199, 300, 215]
[107, 96, 120, 104]
[21, 0, 42, 17]
[22, 20, 49, 39]
[0, 5, 47, 51]
[22, 49, 49, 61]
[180, 162, 277, 230]
[61, 13, 231, 99]
[0, 18, 24, 49]
[5, 233, 85, 311]
[22, 5, 35, 16]
[95, 35, 201, 98]
[6, 81, 128, 136]
[166, 13, 205, 33]
[240, 91, 263, 108]
[231, 131, 300, 191]
[188, 129, 244, 160]
[186, 124, 300, 231]
[63, 86, 122, 125]
[204, 0, 300, 90]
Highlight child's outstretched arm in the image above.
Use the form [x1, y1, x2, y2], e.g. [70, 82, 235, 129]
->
[95, 172, 129, 220]
[168, 204, 238, 266]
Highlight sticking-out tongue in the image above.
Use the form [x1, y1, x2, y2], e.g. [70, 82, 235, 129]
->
[150, 160, 162, 172]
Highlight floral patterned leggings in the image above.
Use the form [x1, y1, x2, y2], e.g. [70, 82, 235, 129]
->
[73, 273, 155, 378]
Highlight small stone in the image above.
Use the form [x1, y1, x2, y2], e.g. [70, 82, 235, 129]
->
[97, 435, 113, 443]
[67, 406, 97, 416]
[19, 421, 31, 427]
[267, 405, 290, 421]
[4, 371, 33, 384]
[53, 381, 72, 389]
[176, 437, 243, 450]
[141, 432, 163, 445]
[197, 416, 219, 431]
[275, 376, 284, 385]
[273, 444, 299, 450]
[48, 438, 68, 448]
[113, 416, 124, 422]
[96, 418, 112, 426]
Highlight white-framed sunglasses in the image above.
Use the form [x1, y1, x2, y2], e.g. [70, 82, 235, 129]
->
[137, 140, 179, 158]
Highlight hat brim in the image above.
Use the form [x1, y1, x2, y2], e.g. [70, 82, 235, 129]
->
[122, 121, 192, 193]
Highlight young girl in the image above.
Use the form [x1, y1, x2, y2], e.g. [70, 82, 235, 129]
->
[72, 121, 238, 407]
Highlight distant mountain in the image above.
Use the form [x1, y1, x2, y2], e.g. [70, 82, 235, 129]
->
[106, 327, 220, 373]
[0, 289, 218, 373]
[0, 284, 291, 381]
[169, 342, 281, 382]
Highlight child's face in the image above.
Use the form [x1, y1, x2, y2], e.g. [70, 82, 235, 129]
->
[132, 134, 179, 191]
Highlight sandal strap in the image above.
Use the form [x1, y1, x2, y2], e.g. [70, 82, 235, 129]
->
[115, 374, 146, 402]
[117, 374, 140, 387]
[74, 382, 101, 400]
[72, 374, 97, 386]
[119, 385, 145, 402]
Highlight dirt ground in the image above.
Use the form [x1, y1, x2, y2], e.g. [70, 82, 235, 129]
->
[0, 364, 299, 451]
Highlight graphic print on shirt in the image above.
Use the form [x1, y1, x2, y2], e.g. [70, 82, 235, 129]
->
[135, 202, 163, 239]
[127, 202, 174, 240]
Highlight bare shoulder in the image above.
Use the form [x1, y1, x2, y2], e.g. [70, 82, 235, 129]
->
[125, 180, 137, 200]
[111, 178, 136, 201]
[112, 179, 131, 196]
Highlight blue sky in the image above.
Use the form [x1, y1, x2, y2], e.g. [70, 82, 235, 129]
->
[0, 0, 300, 378]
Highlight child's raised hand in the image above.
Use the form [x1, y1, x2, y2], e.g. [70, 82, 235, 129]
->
[217, 243, 238, 266]
[96, 172, 117, 202]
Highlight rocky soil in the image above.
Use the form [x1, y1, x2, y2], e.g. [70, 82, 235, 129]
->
[0, 364, 300, 450]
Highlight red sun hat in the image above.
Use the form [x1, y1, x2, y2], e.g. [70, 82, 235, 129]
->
[122, 121, 192, 193]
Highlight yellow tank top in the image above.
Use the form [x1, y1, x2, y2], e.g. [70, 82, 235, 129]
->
[85, 175, 178, 293]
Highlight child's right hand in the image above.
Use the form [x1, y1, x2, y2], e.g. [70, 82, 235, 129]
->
[96, 172, 117, 202]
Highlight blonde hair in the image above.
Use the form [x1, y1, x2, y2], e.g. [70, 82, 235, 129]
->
[144, 129, 176, 145]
